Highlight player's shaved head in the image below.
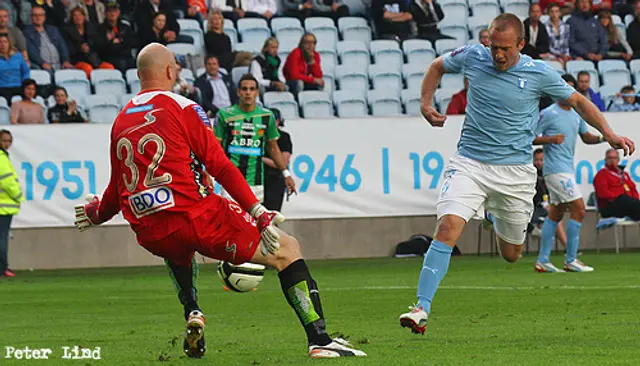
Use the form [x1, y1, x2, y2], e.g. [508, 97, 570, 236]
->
[137, 43, 178, 91]
[489, 13, 524, 42]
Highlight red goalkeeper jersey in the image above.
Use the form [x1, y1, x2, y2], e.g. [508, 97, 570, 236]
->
[97, 90, 259, 242]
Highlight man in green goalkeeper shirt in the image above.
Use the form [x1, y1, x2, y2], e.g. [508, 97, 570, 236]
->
[215, 74, 296, 201]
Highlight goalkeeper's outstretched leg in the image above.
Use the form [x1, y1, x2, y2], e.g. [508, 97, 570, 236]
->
[249, 229, 367, 359]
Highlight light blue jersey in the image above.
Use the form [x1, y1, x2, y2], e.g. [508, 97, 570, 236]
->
[536, 103, 588, 176]
[442, 44, 575, 165]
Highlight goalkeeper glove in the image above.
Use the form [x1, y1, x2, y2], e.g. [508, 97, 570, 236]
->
[74, 194, 103, 232]
[250, 204, 285, 256]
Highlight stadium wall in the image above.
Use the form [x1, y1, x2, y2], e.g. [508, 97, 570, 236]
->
[6, 114, 640, 269]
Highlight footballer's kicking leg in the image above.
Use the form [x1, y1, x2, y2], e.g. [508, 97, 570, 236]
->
[250, 229, 366, 358]
[164, 256, 206, 358]
[535, 203, 568, 273]
[563, 199, 593, 272]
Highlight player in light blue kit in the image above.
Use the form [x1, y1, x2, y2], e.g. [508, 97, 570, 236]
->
[533, 74, 605, 273]
[399, 14, 635, 335]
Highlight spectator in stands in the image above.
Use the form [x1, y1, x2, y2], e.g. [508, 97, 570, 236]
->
[64, 6, 114, 79]
[567, 0, 607, 61]
[539, 0, 575, 14]
[411, 0, 454, 46]
[263, 107, 292, 212]
[135, 0, 193, 49]
[250, 37, 286, 93]
[41, 0, 66, 28]
[545, 2, 572, 65]
[282, 0, 314, 20]
[0, 0, 31, 29]
[173, 56, 199, 101]
[446, 76, 467, 115]
[67, 0, 104, 25]
[576, 71, 606, 111]
[204, 10, 253, 72]
[529, 148, 567, 244]
[372, 0, 413, 42]
[628, 0, 640, 59]
[23, 5, 74, 72]
[0, 7, 28, 65]
[245, 0, 277, 21]
[0, 129, 22, 278]
[593, 149, 640, 220]
[283, 32, 323, 97]
[0, 33, 29, 104]
[11, 79, 44, 124]
[47, 86, 86, 123]
[98, 2, 136, 73]
[591, 0, 612, 12]
[523, 4, 551, 59]
[179, 0, 206, 29]
[478, 29, 489, 47]
[194, 55, 237, 116]
[310, 0, 350, 23]
[598, 10, 633, 61]
[209, 0, 240, 23]
[610, 85, 640, 111]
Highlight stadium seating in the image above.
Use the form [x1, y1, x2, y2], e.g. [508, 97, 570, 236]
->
[91, 69, 127, 96]
[402, 63, 425, 90]
[222, 21, 238, 49]
[368, 89, 403, 116]
[598, 84, 620, 110]
[435, 88, 458, 113]
[401, 89, 421, 116]
[402, 39, 436, 65]
[238, 18, 271, 45]
[333, 90, 368, 117]
[180, 69, 195, 84]
[338, 17, 372, 45]
[435, 38, 464, 56]
[337, 41, 370, 66]
[271, 17, 304, 53]
[566, 60, 599, 91]
[503, 1, 529, 19]
[235, 41, 262, 54]
[471, 2, 501, 21]
[317, 48, 338, 71]
[369, 64, 402, 91]
[0, 97, 9, 125]
[298, 91, 334, 118]
[167, 43, 198, 56]
[440, 3, 468, 27]
[440, 24, 469, 43]
[232, 66, 249, 85]
[263, 91, 299, 119]
[305, 17, 338, 50]
[177, 19, 204, 54]
[126, 69, 141, 94]
[370, 40, 403, 71]
[86, 94, 120, 123]
[545, 60, 565, 74]
[467, 17, 489, 40]
[31, 69, 52, 89]
[335, 64, 369, 91]
[598, 60, 632, 89]
[196, 67, 206, 77]
[54, 69, 91, 103]
[441, 73, 465, 90]
[322, 67, 336, 94]
[121, 93, 135, 106]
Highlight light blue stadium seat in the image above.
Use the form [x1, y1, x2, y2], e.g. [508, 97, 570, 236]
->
[401, 89, 421, 116]
[167, 43, 198, 56]
[468, 0, 498, 6]
[599, 84, 621, 110]
[599, 60, 632, 89]
[232, 66, 249, 85]
[625, 14, 634, 26]
[125, 68, 141, 94]
[337, 17, 371, 45]
[31, 69, 52, 88]
[467, 17, 489, 39]
[86, 94, 120, 123]
[121, 93, 135, 107]
[237, 18, 271, 45]
[545, 60, 564, 74]
[180, 69, 195, 84]
[235, 41, 262, 54]
[264, 91, 296, 105]
[370, 40, 403, 71]
[402, 63, 425, 90]
[439, 24, 468, 43]
[0, 99, 9, 124]
[435, 38, 464, 56]
[272, 17, 304, 53]
[441, 74, 464, 90]
[177, 19, 204, 54]
[318, 48, 338, 73]
[321, 65, 335, 94]
[305, 17, 338, 50]
[566, 60, 599, 91]
[402, 39, 436, 65]
[440, 3, 468, 27]
[471, 2, 500, 19]
[337, 41, 370, 66]
[335, 64, 369, 91]
[369, 64, 402, 91]
[333, 90, 367, 117]
[91, 69, 127, 96]
[263, 91, 299, 118]
[504, 1, 529, 19]
[271, 17, 303, 33]
[368, 89, 402, 116]
[435, 88, 458, 113]
[222, 23, 238, 49]
[298, 90, 334, 118]
[55, 69, 91, 102]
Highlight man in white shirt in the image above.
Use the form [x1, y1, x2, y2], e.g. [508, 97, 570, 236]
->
[194, 55, 238, 116]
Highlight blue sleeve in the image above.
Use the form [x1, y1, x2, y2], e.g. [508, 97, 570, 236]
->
[591, 91, 606, 111]
[24, 29, 44, 67]
[535, 110, 549, 136]
[539, 65, 574, 102]
[442, 45, 472, 74]
[578, 118, 588, 135]
[20, 54, 30, 80]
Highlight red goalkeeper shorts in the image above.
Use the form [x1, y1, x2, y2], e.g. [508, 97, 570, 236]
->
[138, 196, 261, 266]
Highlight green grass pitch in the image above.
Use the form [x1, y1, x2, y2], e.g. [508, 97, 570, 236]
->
[2, 252, 640, 365]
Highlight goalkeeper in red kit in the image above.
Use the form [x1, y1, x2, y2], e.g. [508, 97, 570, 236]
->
[72, 43, 365, 360]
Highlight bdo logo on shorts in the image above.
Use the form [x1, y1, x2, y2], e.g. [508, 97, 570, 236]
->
[130, 186, 176, 218]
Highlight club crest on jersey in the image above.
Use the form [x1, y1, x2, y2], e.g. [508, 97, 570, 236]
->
[450, 45, 469, 57]
[518, 78, 527, 89]
[129, 186, 175, 218]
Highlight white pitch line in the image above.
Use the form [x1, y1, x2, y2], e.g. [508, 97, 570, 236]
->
[322, 285, 640, 291]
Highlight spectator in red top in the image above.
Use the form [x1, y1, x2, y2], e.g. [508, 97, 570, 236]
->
[283, 32, 323, 97]
[538, 0, 575, 14]
[445, 77, 467, 115]
[593, 149, 640, 220]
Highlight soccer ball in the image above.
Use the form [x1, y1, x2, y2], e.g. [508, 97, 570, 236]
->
[216, 261, 265, 292]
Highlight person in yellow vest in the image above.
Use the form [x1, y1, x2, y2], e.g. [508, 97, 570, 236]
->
[0, 130, 23, 278]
